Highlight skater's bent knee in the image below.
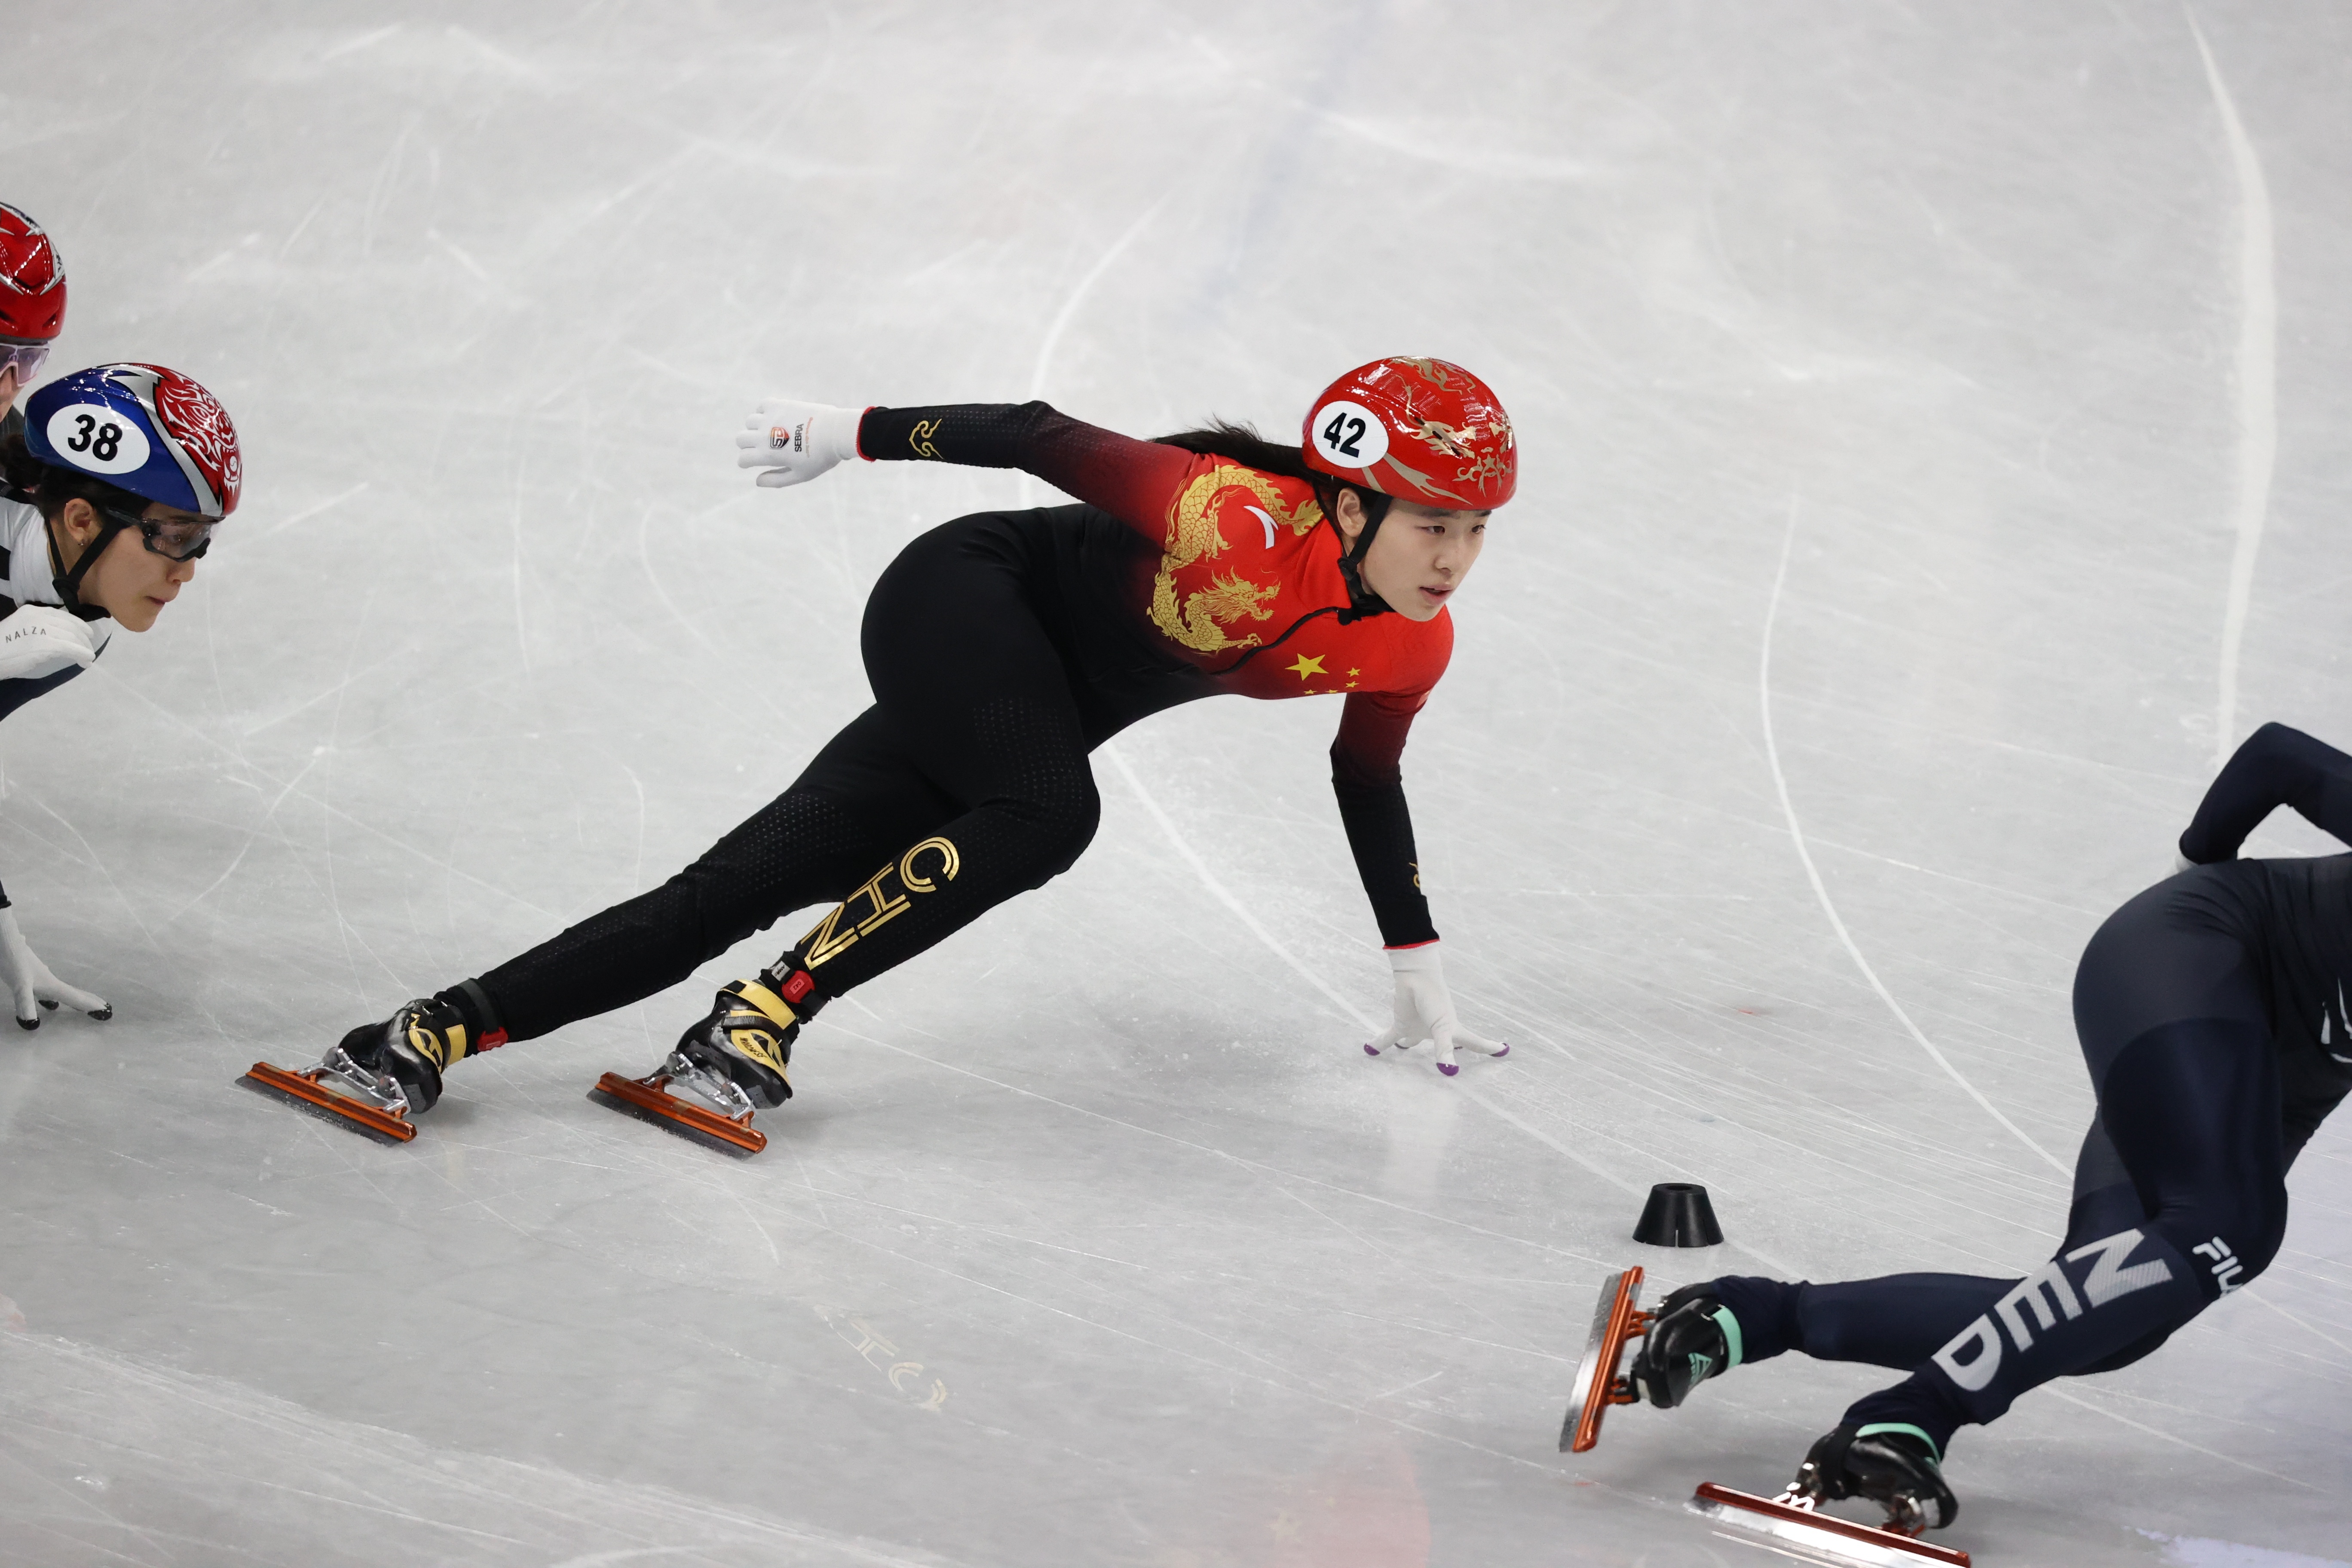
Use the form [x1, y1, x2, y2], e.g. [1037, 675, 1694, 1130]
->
[1004, 784, 1100, 882]
[2152, 1186, 2286, 1299]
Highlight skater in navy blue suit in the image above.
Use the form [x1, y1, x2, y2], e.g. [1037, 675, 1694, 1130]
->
[1620, 721, 2352, 1536]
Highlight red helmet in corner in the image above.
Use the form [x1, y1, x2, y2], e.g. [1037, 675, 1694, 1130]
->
[0, 202, 66, 343]
[1301, 356, 1515, 510]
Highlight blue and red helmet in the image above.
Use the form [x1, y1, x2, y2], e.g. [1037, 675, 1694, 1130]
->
[25, 363, 241, 518]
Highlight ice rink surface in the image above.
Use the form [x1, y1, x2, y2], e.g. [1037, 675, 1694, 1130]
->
[2, 3, 2349, 1564]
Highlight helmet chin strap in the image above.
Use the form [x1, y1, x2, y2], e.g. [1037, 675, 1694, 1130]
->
[1332, 488, 1394, 623]
[46, 507, 129, 622]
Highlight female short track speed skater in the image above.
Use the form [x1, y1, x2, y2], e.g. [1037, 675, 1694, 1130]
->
[265, 357, 1517, 1149]
[0, 354, 244, 1026]
[1569, 720, 2352, 1546]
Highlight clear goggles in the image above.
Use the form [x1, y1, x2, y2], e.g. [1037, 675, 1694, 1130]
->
[0, 340, 47, 386]
[99, 504, 216, 562]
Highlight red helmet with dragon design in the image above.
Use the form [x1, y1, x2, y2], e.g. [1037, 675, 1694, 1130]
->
[1301, 357, 1515, 510]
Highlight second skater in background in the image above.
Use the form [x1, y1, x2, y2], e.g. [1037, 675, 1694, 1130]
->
[264, 357, 1517, 1148]
[1570, 720, 2352, 1546]
[0, 362, 243, 1026]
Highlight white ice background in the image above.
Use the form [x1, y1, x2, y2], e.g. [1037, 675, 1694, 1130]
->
[1, 4, 2348, 1565]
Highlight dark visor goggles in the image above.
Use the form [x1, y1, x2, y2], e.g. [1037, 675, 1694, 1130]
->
[99, 504, 216, 562]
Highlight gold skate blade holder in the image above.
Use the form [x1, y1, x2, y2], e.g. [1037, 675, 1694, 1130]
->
[1692, 1483, 1970, 1567]
[1560, 1265, 1652, 1452]
[590, 1069, 767, 1155]
[241, 1061, 418, 1144]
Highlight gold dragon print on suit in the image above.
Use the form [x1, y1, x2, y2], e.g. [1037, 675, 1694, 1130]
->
[1148, 463, 1323, 653]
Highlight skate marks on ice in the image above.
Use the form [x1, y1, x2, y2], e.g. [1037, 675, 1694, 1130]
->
[1758, 502, 2067, 1179]
[0, 1328, 965, 1568]
[2187, 9, 2279, 767]
[2150, 1536, 2349, 1568]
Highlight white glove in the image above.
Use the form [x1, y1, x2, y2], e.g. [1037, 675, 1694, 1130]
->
[1362, 941, 1507, 1076]
[0, 906, 110, 1029]
[0, 605, 101, 683]
[734, 399, 866, 489]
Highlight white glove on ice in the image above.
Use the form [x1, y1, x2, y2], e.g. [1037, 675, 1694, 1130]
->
[734, 399, 867, 489]
[1362, 941, 1508, 1077]
[0, 605, 101, 684]
[0, 906, 110, 1029]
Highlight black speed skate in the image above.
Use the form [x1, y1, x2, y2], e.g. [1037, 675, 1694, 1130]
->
[1630, 1283, 1740, 1408]
[672, 977, 801, 1109]
[1791, 1424, 1958, 1536]
[242, 996, 494, 1145]
[334, 997, 478, 1113]
[591, 968, 821, 1156]
[1690, 1424, 1966, 1566]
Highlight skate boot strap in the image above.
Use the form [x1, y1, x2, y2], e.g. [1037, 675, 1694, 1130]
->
[406, 1007, 502, 1069]
[757, 958, 828, 1019]
[724, 978, 802, 1032]
[1853, 1424, 1942, 1465]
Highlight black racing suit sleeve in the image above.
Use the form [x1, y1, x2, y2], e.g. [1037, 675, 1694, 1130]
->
[858, 402, 1195, 545]
[2180, 723, 2352, 862]
[1332, 692, 1438, 948]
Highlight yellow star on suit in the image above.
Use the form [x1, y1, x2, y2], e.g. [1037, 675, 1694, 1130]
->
[1287, 654, 1326, 681]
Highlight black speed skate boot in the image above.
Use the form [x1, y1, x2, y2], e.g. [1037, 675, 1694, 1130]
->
[333, 995, 503, 1115]
[244, 994, 502, 1145]
[671, 976, 806, 1110]
[1790, 1424, 1958, 1536]
[592, 958, 827, 1156]
[1631, 1283, 1742, 1408]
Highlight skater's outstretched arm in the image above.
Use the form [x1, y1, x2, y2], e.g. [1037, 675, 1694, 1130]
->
[856, 401, 1197, 540]
[735, 396, 1197, 541]
[2180, 722, 2352, 862]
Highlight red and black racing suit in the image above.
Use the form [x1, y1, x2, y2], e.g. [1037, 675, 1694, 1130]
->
[469, 402, 1454, 1040]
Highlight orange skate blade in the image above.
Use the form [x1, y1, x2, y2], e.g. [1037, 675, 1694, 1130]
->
[240, 1062, 417, 1144]
[1561, 1265, 1648, 1452]
[1692, 1483, 1970, 1567]
[589, 1071, 766, 1156]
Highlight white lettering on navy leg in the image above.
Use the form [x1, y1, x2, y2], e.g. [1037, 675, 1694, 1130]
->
[1932, 1315, 2003, 1391]
[2065, 1228, 2176, 1307]
[1993, 1257, 2085, 1351]
[1935, 1231, 2177, 1393]
[2191, 1237, 2245, 1294]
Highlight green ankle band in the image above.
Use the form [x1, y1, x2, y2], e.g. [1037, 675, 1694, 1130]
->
[1709, 1305, 1744, 1370]
[1855, 1422, 1942, 1465]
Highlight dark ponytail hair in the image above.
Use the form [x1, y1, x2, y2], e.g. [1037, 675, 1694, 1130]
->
[1152, 420, 1399, 629]
[1152, 419, 1393, 537]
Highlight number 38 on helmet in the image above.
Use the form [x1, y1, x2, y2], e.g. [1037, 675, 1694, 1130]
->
[1301, 356, 1516, 511]
[24, 362, 243, 519]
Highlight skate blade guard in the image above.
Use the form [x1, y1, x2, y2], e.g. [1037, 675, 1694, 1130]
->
[589, 1069, 766, 1156]
[1691, 1484, 1969, 1567]
[1560, 1265, 1650, 1452]
[240, 1061, 417, 1145]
